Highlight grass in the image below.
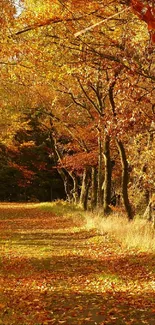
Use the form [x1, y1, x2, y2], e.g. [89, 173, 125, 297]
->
[38, 201, 155, 251]
[38, 200, 84, 215]
[84, 212, 155, 252]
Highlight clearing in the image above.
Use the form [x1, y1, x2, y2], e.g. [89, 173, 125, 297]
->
[0, 202, 155, 325]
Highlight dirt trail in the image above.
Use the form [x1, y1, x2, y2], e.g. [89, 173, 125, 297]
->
[0, 204, 155, 325]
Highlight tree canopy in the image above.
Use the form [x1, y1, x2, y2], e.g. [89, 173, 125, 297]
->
[0, 0, 154, 217]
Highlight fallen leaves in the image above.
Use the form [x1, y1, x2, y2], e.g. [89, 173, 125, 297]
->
[0, 203, 155, 324]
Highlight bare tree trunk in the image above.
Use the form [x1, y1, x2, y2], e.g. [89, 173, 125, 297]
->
[103, 135, 112, 215]
[116, 139, 133, 220]
[70, 172, 79, 204]
[80, 167, 91, 210]
[91, 166, 97, 211]
[97, 128, 103, 207]
[143, 193, 155, 228]
[49, 131, 73, 201]
[57, 169, 72, 202]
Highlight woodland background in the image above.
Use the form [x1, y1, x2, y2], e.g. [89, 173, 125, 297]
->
[0, 0, 155, 219]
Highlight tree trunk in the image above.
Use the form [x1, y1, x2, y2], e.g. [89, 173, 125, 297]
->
[103, 135, 112, 215]
[116, 139, 133, 220]
[97, 128, 103, 207]
[49, 131, 73, 201]
[80, 167, 90, 210]
[57, 169, 72, 202]
[91, 166, 97, 211]
[143, 193, 155, 228]
[70, 172, 79, 204]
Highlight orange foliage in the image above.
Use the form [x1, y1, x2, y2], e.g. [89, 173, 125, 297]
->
[131, 0, 155, 41]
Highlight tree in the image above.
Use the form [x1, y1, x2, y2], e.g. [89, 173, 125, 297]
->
[0, 0, 154, 217]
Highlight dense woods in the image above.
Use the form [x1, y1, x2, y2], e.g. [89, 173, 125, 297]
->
[0, 0, 155, 219]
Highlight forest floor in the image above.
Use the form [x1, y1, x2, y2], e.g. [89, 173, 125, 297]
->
[0, 202, 155, 325]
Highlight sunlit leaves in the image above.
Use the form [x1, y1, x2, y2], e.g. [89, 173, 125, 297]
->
[0, 0, 154, 210]
[131, 0, 155, 42]
[20, 0, 64, 22]
[0, 203, 155, 324]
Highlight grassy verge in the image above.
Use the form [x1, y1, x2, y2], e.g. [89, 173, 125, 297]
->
[38, 201, 155, 252]
[84, 211, 155, 252]
[38, 200, 83, 216]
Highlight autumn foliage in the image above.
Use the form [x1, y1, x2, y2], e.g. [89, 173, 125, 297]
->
[131, 0, 155, 42]
[0, 0, 154, 216]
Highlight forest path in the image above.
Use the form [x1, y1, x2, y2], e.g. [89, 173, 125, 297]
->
[0, 203, 155, 325]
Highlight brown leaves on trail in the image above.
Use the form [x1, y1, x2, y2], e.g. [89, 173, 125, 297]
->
[0, 205, 75, 232]
[0, 203, 155, 324]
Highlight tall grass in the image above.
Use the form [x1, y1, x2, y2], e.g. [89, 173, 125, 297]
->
[38, 201, 155, 252]
[85, 211, 155, 252]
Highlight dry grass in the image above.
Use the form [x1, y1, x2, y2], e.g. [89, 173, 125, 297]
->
[24, 201, 155, 252]
[84, 211, 155, 252]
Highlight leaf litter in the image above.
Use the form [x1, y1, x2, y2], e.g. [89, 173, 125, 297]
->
[0, 203, 155, 324]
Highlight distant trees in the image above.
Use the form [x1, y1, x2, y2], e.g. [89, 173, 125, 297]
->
[0, 112, 65, 202]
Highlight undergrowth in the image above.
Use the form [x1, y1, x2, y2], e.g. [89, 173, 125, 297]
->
[39, 200, 84, 216]
[39, 201, 155, 252]
[85, 212, 155, 252]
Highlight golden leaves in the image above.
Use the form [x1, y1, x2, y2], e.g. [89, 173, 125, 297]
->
[131, 0, 155, 42]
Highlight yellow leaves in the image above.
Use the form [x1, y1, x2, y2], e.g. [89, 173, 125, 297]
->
[43, 320, 56, 325]
[23, 0, 63, 21]
[20, 140, 35, 148]
[84, 317, 91, 321]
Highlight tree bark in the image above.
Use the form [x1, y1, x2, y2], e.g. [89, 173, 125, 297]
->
[80, 167, 91, 210]
[70, 171, 79, 204]
[116, 139, 133, 220]
[57, 169, 72, 201]
[91, 166, 97, 211]
[143, 194, 155, 228]
[49, 130, 73, 201]
[103, 135, 112, 215]
[97, 127, 103, 207]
